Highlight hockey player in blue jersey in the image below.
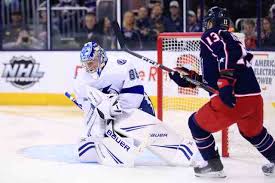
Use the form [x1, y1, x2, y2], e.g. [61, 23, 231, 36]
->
[169, 6, 275, 177]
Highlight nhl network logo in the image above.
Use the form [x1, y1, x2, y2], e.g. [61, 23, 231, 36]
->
[2, 56, 44, 89]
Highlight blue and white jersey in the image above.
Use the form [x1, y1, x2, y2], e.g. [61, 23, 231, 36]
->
[74, 57, 154, 115]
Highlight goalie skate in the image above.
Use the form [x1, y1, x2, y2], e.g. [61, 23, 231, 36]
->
[194, 157, 226, 178]
[262, 162, 275, 176]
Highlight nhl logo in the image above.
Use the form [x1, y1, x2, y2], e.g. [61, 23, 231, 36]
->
[2, 56, 44, 89]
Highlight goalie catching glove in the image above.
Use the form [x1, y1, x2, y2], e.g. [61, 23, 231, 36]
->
[96, 94, 123, 120]
[169, 67, 202, 88]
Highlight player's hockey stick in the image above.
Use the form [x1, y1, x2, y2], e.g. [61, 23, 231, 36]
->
[111, 21, 217, 94]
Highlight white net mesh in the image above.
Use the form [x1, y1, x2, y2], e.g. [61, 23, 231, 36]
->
[158, 33, 275, 159]
[160, 36, 208, 112]
[158, 33, 213, 152]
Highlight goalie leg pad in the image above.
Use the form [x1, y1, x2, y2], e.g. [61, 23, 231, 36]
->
[77, 137, 98, 163]
[77, 135, 136, 167]
[95, 133, 135, 167]
[83, 108, 106, 138]
[147, 124, 202, 166]
[115, 109, 204, 166]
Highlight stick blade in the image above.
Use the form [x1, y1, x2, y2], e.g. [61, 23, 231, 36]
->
[111, 21, 126, 48]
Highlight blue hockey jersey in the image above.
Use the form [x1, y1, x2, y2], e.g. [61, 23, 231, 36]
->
[200, 27, 261, 96]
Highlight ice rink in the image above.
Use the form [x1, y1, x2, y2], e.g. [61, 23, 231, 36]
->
[0, 105, 275, 183]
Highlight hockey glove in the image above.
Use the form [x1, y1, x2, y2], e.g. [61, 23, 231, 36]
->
[217, 71, 236, 108]
[169, 67, 202, 88]
[96, 95, 122, 120]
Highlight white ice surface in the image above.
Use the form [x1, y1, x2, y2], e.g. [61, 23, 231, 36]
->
[0, 106, 274, 183]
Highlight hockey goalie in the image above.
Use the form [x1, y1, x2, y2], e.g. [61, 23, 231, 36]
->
[72, 41, 204, 167]
[73, 85, 203, 167]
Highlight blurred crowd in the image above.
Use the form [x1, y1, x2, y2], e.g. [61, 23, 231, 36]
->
[1, 0, 275, 50]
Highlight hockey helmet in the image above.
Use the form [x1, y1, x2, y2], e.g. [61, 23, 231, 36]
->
[203, 6, 230, 30]
[80, 41, 108, 74]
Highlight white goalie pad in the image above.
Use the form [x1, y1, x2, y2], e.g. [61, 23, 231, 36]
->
[77, 137, 97, 163]
[95, 130, 135, 167]
[114, 109, 204, 166]
[76, 134, 135, 167]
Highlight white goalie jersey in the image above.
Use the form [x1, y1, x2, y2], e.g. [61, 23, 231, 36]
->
[74, 57, 147, 114]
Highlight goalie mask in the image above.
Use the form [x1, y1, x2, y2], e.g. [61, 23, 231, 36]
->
[80, 41, 108, 76]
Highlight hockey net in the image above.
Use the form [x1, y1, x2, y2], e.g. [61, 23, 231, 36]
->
[157, 32, 275, 158]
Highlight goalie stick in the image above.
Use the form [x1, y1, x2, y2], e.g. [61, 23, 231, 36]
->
[65, 92, 82, 109]
[111, 21, 217, 94]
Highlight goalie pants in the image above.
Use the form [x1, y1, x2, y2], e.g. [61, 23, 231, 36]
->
[195, 95, 263, 137]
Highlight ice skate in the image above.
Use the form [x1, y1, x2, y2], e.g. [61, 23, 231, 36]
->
[262, 161, 275, 176]
[194, 155, 226, 178]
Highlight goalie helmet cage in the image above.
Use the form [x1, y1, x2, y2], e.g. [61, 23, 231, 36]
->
[156, 32, 229, 157]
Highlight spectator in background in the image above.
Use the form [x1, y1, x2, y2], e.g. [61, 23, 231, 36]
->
[187, 10, 200, 32]
[3, 28, 43, 50]
[122, 11, 142, 49]
[196, 5, 207, 31]
[150, 3, 165, 30]
[3, 11, 24, 43]
[95, 17, 115, 49]
[261, 16, 275, 49]
[77, 12, 100, 46]
[136, 7, 157, 49]
[136, 7, 151, 32]
[55, 0, 81, 36]
[164, 0, 183, 32]
[243, 19, 257, 49]
[35, 10, 61, 49]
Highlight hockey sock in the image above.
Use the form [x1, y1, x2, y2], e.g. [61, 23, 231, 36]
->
[188, 113, 217, 160]
[241, 127, 275, 162]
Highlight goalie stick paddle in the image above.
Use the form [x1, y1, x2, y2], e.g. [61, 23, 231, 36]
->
[111, 21, 217, 94]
